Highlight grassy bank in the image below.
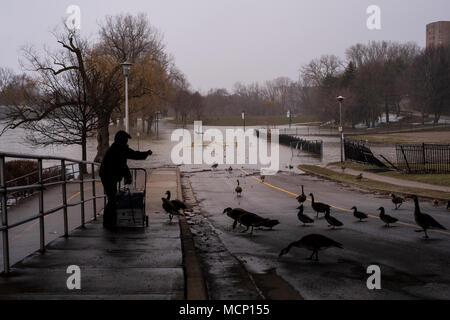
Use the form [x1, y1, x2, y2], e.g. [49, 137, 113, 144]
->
[169, 115, 318, 127]
[329, 161, 450, 187]
[299, 164, 450, 200]
[347, 130, 450, 144]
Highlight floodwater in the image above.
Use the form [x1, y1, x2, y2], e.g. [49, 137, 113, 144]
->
[0, 121, 397, 172]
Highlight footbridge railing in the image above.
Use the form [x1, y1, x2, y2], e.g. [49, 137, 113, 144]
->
[0, 152, 106, 274]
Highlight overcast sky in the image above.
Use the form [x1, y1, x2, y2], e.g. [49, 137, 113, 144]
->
[1, 0, 449, 92]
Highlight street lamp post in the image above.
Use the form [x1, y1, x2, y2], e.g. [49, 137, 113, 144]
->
[287, 110, 292, 129]
[121, 61, 133, 133]
[336, 96, 345, 163]
[242, 110, 246, 131]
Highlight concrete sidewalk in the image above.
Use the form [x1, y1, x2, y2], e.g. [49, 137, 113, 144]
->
[327, 165, 450, 193]
[0, 168, 187, 300]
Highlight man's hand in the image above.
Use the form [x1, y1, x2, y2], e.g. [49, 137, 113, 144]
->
[147, 149, 153, 156]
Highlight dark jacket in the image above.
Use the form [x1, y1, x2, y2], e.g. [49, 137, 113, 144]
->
[100, 142, 149, 182]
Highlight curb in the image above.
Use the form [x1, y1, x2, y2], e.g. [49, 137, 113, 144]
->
[299, 165, 449, 201]
[176, 168, 208, 300]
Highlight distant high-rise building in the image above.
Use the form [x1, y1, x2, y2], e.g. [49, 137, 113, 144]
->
[426, 21, 450, 48]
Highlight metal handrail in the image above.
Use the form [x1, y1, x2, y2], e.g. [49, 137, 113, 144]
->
[0, 151, 106, 274]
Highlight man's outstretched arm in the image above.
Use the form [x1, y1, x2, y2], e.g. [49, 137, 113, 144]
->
[126, 147, 152, 160]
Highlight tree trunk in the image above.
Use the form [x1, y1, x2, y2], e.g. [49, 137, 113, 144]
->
[81, 132, 88, 174]
[94, 113, 112, 163]
[385, 102, 389, 124]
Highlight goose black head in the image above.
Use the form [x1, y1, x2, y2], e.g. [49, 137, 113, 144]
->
[309, 193, 313, 197]
[406, 195, 417, 200]
[377, 207, 384, 211]
[351, 206, 357, 211]
[223, 207, 232, 214]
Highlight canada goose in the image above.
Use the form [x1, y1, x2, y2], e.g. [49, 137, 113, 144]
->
[391, 194, 404, 210]
[296, 185, 307, 204]
[407, 195, 446, 239]
[324, 208, 343, 229]
[261, 219, 280, 230]
[309, 193, 331, 218]
[377, 207, 398, 227]
[447, 200, 450, 211]
[289, 165, 294, 170]
[161, 198, 179, 222]
[260, 175, 266, 183]
[227, 166, 233, 172]
[235, 180, 243, 197]
[351, 206, 368, 222]
[279, 234, 343, 261]
[356, 173, 363, 180]
[211, 163, 219, 170]
[165, 191, 187, 212]
[432, 199, 439, 207]
[297, 205, 314, 226]
[238, 212, 266, 235]
[223, 207, 249, 229]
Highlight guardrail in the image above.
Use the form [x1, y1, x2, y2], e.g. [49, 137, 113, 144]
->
[0, 152, 106, 274]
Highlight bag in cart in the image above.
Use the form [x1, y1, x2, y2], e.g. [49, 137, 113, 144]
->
[115, 169, 149, 228]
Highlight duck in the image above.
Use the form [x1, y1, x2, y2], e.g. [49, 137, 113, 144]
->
[309, 193, 331, 218]
[356, 173, 363, 180]
[235, 180, 243, 197]
[211, 163, 219, 170]
[351, 206, 369, 222]
[161, 198, 179, 222]
[432, 199, 439, 207]
[223, 207, 250, 229]
[165, 191, 187, 212]
[391, 194, 404, 210]
[378, 207, 398, 227]
[279, 234, 343, 261]
[297, 205, 314, 226]
[407, 195, 446, 239]
[237, 212, 267, 235]
[296, 185, 307, 204]
[324, 208, 343, 229]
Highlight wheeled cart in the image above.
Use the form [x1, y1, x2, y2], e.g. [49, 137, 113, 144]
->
[116, 168, 149, 228]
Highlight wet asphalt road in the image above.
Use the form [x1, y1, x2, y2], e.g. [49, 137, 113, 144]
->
[187, 168, 450, 300]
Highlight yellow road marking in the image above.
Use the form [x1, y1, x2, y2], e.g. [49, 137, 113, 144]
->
[9, 184, 102, 243]
[238, 168, 450, 236]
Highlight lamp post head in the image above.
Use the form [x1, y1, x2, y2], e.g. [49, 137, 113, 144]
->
[121, 61, 133, 77]
[336, 96, 345, 102]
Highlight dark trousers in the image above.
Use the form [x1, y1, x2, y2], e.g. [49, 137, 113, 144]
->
[101, 177, 119, 226]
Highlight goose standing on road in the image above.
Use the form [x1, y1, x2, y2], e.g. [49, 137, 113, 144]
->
[351, 206, 369, 222]
[296, 185, 307, 204]
[211, 163, 219, 170]
[237, 212, 266, 235]
[408, 195, 446, 239]
[223, 207, 249, 229]
[235, 180, 243, 197]
[391, 194, 404, 210]
[309, 193, 331, 218]
[279, 234, 343, 261]
[324, 208, 343, 229]
[297, 205, 314, 226]
[378, 207, 398, 227]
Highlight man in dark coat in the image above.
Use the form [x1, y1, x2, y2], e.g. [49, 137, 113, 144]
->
[100, 131, 152, 228]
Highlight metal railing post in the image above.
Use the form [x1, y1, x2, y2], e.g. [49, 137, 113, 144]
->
[61, 160, 68, 237]
[91, 163, 97, 221]
[79, 163, 85, 227]
[38, 159, 45, 252]
[0, 156, 10, 273]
